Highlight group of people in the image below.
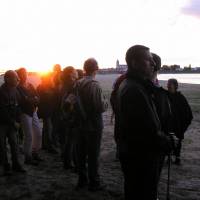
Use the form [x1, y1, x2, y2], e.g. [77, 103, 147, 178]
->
[0, 58, 108, 191]
[0, 45, 193, 200]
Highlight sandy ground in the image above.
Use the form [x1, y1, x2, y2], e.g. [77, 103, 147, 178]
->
[0, 75, 200, 200]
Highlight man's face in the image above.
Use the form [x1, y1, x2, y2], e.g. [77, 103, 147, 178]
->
[6, 72, 19, 87]
[140, 50, 155, 79]
[134, 50, 155, 79]
[167, 81, 176, 93]
[70, 70, 78, 83]
[19, 71, 27, 83]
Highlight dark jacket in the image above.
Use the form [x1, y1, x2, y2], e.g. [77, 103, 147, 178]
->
[17, 83, 39, 117]
[115, 73, 164, 155]
[37, 84, 56, 119]
[110, 74, 126, 113]
[168, 91, 193, 139]
[0, 84, 21, 126]
[153, 86, 173, 135]
[78, 76, 107, 131]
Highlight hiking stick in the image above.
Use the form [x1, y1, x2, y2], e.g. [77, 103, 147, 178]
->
[166, 152, 171, 200]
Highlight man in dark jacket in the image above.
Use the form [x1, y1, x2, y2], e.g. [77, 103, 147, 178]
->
[76, 58, 108, 191]
[115, 45, 166, 200]
[167, 78, 193, 164]
[37, 74, 58, 154]
[0, 70, 26, 175]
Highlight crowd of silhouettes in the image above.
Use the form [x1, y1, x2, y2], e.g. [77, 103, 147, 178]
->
[0, 47, 193, 199]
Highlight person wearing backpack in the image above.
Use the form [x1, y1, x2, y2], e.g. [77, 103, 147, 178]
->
[167, 78, 193, 165]
[76, 58, 108, 191]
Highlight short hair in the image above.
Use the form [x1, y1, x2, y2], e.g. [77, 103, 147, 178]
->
[16, 67, 27, 77]
[4, 70, 18, 82]
[83, 58, 98, 74]
[76, 69, 84, 79]
[53, 64, 61, 73]
[152, 53, 161, 72]
[61, 66, 75, 81]
[125, 45, 149, 68]
[168, 78, 178, 89]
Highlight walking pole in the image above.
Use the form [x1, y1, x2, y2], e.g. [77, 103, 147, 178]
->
[166, 152, 171, 200]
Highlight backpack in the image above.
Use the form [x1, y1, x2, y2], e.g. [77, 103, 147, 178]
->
[61, 84, 87, 128]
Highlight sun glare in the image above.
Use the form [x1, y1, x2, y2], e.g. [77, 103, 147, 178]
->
[28, 65, 54, 74]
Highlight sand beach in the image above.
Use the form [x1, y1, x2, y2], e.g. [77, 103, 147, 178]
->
[0, 74, 199, 200]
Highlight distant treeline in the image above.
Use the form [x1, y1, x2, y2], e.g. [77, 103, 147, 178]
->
[98, 67, 200, 74]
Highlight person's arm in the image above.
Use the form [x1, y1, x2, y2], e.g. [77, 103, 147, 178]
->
[179, 93, 193, 132]
[28, 83, 40, 105]
[0, 91, 16, 126]
[91, 82, 108, 113]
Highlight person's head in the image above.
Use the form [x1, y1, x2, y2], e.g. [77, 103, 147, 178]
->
[16, 68, 27, 84]
[4, 70, 19, 88]
[83, 58, 99, 77]
[53, 64, 62, 74]
[52, 64, 62, 87]
[167, 78, 178, 93]
[125, 45, 155, 79]
[61, 66, 78, 87]
[76, 69, 84, 80]
[151, 53, 161, 82]
[152, 53, 161, 72]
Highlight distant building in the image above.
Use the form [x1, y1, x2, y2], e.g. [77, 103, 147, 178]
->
[116, 60, 127, 72]
[193, 67, 200, 71]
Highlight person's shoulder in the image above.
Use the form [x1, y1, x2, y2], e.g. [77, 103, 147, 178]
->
[0, 84, 7, 93]
[176, 91, 185, 98]
[124, 78, 144, 90]
[79, 77, 99, 88]
[0, 84, 4, 90]
[0, 85, 4, 95]
[156, 86, 169, 95]
[119, 79, 144, 98]
[176, 91, 188, 101]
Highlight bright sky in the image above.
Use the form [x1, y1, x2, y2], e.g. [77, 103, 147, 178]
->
[0, 0, 200, 72]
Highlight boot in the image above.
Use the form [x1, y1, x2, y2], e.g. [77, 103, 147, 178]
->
[24, 156, 39, 166]
[12, 163, 26, 173]
[32, 152, 44, 162]
[3, 163, 12, 176]
[174, 157, 181, 165]
[47, 146, 58, 154]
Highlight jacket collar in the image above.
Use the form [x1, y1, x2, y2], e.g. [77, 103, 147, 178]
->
[126, 71, 155, 94]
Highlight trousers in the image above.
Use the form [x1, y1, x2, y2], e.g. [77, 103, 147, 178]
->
[20, 112, 42, 158]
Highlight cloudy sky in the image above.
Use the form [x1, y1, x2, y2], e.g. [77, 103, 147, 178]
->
[0, 0, 200, 72]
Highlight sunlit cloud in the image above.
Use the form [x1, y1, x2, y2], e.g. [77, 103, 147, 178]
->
[182, 0, 200, 18]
